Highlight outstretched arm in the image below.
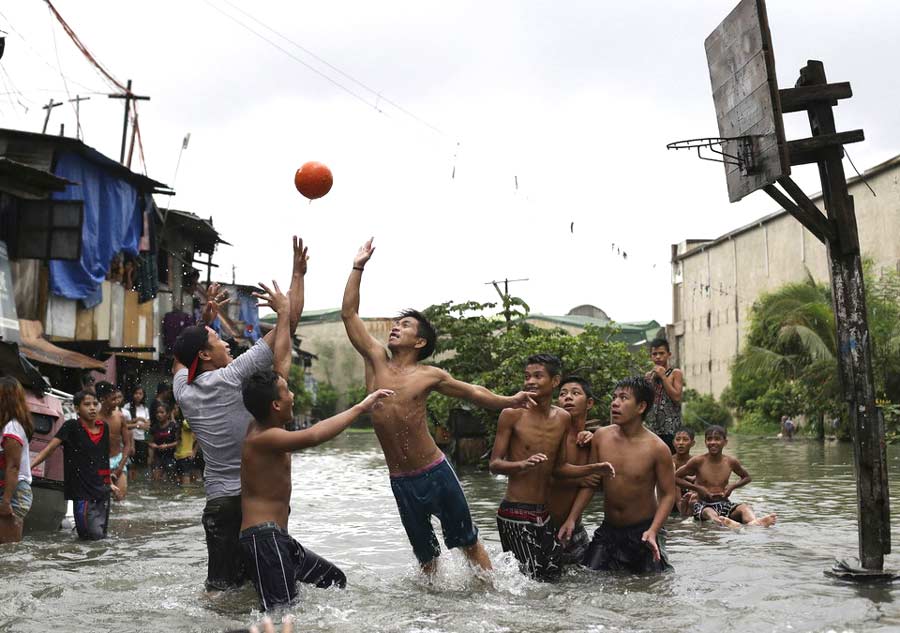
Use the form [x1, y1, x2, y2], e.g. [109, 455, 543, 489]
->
[489, 409, 541, 475]
[30, 437, 62, 469]
[254, 281, 292, 379]
[552, 431, 615, 479]
[435, 370, 536, 410]
[288, 236, 307, 333]
[341, 238, 387, 363]
[254, 389, 393, 452]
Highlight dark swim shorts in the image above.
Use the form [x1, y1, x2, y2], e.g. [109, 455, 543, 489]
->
[496, 500, 562, 581]
[693, 499, 742, 521]
[390, 456, 479, 564]
[240, 522, 346, 611]
[582, 517, 673, 573]
[73, 495, 110, 540]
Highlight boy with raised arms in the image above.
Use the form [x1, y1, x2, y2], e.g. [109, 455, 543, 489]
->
[675, 425, 776, 527]
[559, 376, 677, 573]
[342, 238, 536, 574]
[238, 281, 394, 610]
[490, 357, 613, 580]
[549, 375, 602, 564]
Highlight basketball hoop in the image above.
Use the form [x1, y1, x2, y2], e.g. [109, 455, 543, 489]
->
[666, 136, 756, 175]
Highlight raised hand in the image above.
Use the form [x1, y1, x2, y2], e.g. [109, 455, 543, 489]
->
[510, 391, 538, 409]
[358, 388, 394, 412]
[353, 237, 375, 269]
[588, 461, 615, 477]
[200, 282, 230, 324]
[520, 453, 547, 470]
[292, 236, 309, 276]
[254, 280, 290, 315]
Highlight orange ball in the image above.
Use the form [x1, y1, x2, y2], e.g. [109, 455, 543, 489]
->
[294, 161, 333, 199]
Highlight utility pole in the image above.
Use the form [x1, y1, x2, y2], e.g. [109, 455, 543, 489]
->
[108, 79, 150, 165]
[68, 94, 90, 140]
[484, 277, 529, 330]
[41, 99, 63, 134]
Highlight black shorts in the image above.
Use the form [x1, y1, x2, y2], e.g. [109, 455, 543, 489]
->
[176, 457, 195, 476]
[132, 441, 149, 466]
[582, 518, 673, 574]
[496, 500, 562, 581]
[240, 522, 346, 611]
[202, 495, 246, 590]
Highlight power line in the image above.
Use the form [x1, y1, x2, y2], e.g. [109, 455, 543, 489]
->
[214, 0, 447, 138]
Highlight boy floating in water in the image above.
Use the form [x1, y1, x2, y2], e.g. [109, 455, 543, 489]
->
[672, 427, 697, 516]
[239, 284, 393, 610]
[490, 357, 613, 581]
[548, 375, 603, 565]
[31, 391, 113, 540]
[341, 238, 536, 574]
[675, 425, 776, 527]
[559, 377, 677, 573]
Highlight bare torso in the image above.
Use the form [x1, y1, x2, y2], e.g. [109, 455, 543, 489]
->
[105, 409, 126, 458]
[241, 423, 292, 530]
[694, 454, 737, 495]
[503, 406, 569, 505]
[547, 424, 591, 524]
[369, 363, 444, 474]
[594, 425, 670, 526]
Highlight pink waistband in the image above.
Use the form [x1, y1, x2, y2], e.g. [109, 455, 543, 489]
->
[390, 454, 446, 479]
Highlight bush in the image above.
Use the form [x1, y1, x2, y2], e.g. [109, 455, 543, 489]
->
[682, 392, 732, 433]
[312, 383, 339, 420]
[736, 410, 780, 435]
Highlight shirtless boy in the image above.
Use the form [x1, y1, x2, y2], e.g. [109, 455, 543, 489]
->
[238, 283, 394, 610]
[672, 427, 697, 516]
[95, 381, 132, 500]
[548, 376, 601, 564]
[342, 238, 536, 574]
[559, 376, 676, 573]
[675, 425, 776, 528]
[490, 359, 613, 581]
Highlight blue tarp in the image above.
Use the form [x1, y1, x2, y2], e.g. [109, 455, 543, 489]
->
[49, 150, 143, 300]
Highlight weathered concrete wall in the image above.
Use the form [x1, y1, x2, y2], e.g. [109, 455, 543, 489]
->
[673, 158, 900, 397]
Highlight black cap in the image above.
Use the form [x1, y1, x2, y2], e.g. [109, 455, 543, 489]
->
[173, 325, 209, 384]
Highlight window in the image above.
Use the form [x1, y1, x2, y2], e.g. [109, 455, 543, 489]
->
[31, 412, 56, 435]
[7, 199, 83, 261]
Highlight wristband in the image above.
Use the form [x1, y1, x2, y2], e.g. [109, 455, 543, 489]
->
[353, 266, 365, 272]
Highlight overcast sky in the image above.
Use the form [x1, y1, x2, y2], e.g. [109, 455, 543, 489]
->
[2, 1, 898, 325]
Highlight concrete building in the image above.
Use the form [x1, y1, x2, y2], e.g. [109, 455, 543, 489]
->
[670, 154, 900, 397]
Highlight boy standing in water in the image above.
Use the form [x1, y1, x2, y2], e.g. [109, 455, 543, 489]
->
[490, 358, 613, 580]
[95, 381, 132, 500]
[675, 425, 776, 527]
[559, 377, 677, 573]
[342, 238, 536, 574]
[31, 391, 113, 540]
[238, 285, 393, 610]
[672, 427, 697, 516]
[549, 376, 601, 564]
[644, 338, 683, 453]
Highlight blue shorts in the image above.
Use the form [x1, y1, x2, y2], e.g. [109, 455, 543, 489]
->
[389, 456, 479, 564]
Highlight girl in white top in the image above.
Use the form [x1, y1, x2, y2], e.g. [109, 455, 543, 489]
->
[123, 386, 151, 475]
[0, 377, 35, 543]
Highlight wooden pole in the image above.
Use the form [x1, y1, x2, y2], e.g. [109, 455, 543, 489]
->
[108, 79, 150, 165]
[41, 99, 63, 134]
[798, 60, 890, 571]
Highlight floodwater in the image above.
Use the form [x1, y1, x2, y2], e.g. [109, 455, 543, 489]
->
[2, 433, 900, 633]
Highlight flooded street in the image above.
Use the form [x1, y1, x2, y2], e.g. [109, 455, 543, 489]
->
[2, 433, 900, 633]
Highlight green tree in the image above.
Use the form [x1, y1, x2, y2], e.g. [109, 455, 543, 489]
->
[287, 364, 314, 416]
[422, 299, 645, 438]
[312, 382, 339, 420]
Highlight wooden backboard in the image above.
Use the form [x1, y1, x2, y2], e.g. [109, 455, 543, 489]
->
[705, 0, 790, 202]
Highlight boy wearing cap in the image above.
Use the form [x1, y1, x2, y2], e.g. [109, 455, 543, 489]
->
[173, 237, 307, 592]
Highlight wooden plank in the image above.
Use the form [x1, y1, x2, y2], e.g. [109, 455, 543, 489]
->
[93, 281, 111, 340]
[779, 82, 852, 112]
[787, 129, 865, 158]
[109, 283, 125, 347]
[763, 181, 834, 244]
[45, 294, 76, 339]
[74, 305, 94, 340]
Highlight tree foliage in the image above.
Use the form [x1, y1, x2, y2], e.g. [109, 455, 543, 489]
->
[726, 264, 900, 437]
[422, 299, 646, 436]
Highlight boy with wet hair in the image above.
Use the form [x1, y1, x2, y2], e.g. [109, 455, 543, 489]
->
[672, 427, 697, 516]
[675, 425, 777, 528]
[31, 391, 113, 540]
[490, 357, 613, 581]
[95, 381, 132, 500]
[559, 376, 676, 573]
[644, 338, 683, 453]
[342, 238, 537, 575]
[549, 375, 602, 564]
[239, 287, 393, 610]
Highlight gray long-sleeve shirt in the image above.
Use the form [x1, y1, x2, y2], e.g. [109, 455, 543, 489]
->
[173, 339, 273, 500]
